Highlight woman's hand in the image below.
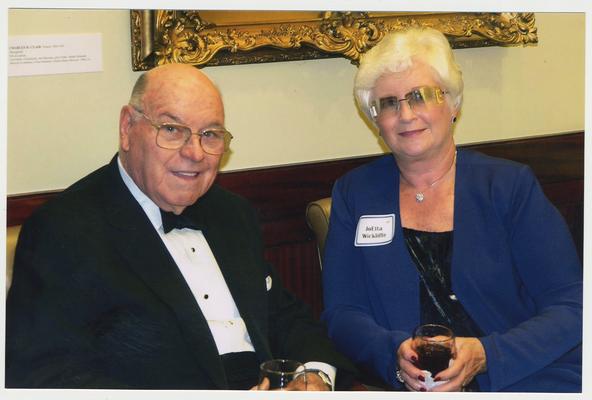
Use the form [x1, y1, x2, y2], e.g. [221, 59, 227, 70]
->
[396, 336, 487, 392]
[396, 338, 428, 391]
[431, 337, 487, 392]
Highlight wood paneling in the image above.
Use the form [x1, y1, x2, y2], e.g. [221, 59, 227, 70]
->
[7, 191, 61, 228]
[6, 132, 584, 318]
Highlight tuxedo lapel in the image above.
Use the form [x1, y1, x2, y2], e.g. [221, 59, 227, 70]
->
[100, 157, 228, 388]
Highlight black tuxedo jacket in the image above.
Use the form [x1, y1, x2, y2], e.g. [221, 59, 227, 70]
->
[6, 155, 354, 389]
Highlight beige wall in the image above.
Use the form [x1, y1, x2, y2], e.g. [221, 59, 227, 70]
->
[7, 10, 585, 195]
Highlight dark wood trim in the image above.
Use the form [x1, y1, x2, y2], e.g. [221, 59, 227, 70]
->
[8, 132, 583, 229]
[464, 131, 584, 184]
[7, 190, 62, 228]
[6, 131, 584, 317]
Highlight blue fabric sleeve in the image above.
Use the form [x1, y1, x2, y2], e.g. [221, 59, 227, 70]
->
[478, 165, 582, 391]
[321, 178, 407, 388]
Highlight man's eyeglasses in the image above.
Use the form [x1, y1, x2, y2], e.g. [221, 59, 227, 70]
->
[131, 107, 233, 155]
[370, 86, 447, 119]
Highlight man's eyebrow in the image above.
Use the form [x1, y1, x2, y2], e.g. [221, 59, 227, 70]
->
[159, 112, 225, 131]
[205, 121, 226, 129]
[159, 112, 184, 124]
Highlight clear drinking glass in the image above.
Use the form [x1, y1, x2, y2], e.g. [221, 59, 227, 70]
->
[413, 324, 455, 376]
[258, 359, 307, 390]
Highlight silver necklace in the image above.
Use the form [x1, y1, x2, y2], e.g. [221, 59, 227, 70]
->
[404, 151, 457, 203]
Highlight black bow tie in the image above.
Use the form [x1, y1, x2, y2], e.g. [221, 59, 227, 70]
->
[160, 209, 202, 233]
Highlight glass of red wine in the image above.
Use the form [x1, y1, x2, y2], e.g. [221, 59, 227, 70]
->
[413, 324, 455, 377]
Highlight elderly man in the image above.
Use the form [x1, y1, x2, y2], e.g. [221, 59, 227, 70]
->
[6, 64, 355, 390]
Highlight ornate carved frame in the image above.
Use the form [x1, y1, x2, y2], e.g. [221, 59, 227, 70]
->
[130, 11, 537, 70]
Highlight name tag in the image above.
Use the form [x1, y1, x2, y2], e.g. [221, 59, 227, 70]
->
[355, 214, 396, 247]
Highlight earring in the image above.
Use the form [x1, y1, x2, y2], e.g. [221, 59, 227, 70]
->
[452, 116, 457, 123]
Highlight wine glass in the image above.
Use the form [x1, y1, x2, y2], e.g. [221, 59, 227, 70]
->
[413, 324, 455, 378]
[258, 359, 307, 390]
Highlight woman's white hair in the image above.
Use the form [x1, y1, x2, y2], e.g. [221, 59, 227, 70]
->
[354, 27, 463, 124]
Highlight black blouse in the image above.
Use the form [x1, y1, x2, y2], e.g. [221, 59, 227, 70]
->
[403, 227, 483, 337]
[403, 227, 483, 391]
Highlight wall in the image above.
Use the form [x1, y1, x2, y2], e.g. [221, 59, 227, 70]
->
[7, 10, 585, 195]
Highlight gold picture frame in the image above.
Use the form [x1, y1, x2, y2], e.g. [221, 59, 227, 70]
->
[130, 10, 538, 71]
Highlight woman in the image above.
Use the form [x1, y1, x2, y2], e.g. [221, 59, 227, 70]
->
[321, 27, 582, 392]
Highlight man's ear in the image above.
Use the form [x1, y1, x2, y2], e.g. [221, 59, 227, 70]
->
[119, 105, 134, 152]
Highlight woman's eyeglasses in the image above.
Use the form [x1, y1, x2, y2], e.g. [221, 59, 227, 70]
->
[370, 86, 447, 119]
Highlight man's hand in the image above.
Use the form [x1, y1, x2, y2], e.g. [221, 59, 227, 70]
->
[251, 377, 269, 390]
[250, 373, 330, 391]
[302, 372, 331, 391]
